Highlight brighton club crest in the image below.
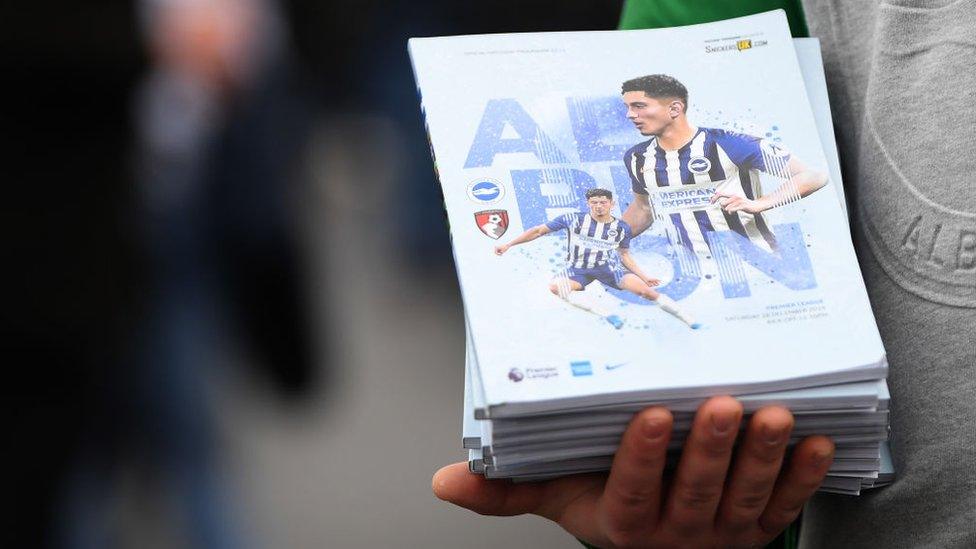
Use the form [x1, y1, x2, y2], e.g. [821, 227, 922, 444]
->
[475, 209, 509, 240]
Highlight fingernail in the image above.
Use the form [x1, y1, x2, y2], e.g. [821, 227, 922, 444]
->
[712, 412, 735, 436]
[642, 418, 666, 440]
[811, 450, 832, 468]
[761, 424, 784, 446]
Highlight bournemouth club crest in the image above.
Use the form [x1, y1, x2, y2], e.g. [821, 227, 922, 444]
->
[475, 209, 509, 240]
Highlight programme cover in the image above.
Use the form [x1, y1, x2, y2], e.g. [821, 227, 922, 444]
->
[411, 11, 885, 414]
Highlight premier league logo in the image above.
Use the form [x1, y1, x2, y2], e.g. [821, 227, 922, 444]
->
[475, 209, 509, 239]
[467, 179, 505, 204]
[508, 368, 524, 382]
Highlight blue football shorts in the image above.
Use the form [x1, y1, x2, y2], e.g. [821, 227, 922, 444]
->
[561, 265, 632, 290]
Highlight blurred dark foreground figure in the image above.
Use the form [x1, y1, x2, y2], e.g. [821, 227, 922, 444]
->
[58, 0, 318, 547]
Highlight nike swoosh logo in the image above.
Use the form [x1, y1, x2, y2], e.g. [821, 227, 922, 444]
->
[605, 363, 627, 371]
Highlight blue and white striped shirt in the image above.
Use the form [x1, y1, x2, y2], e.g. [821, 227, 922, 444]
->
[624, 127, 792, 256]
[546, 212, 633, 269]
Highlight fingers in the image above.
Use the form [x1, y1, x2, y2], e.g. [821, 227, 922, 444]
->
[717, 406, 794, 534]
[598, 407, 673, 538]
[432, 462, 544, 516]
[709, 192, 753, 213]
[710, 191, 730, 204]
[663, 396, 743, 536]
[758, 435, 835, 536]
[721, 197, 743, 211]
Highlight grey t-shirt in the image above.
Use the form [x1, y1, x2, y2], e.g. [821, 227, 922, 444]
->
[799, 0, 976, 546]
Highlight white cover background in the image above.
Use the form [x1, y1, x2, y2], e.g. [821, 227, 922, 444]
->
[410, 12, 884, 410]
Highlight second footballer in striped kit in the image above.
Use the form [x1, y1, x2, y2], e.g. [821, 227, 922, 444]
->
[495, 188, 699, 330]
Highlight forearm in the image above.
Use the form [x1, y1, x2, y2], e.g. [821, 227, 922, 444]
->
[756, 170, 827, 211]
[619, 254, 647, 279]
[622, 197, 653, 236]
[506, 227, 545, 247]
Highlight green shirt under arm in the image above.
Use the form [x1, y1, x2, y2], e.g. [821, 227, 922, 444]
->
[619, 0, 808, 37]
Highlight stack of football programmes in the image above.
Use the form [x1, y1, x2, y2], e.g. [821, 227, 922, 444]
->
[410, 12, 893, 495]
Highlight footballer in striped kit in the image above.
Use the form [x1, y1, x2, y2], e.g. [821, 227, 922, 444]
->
[494, 188, 699, 330]
[620, 74, 828, 258]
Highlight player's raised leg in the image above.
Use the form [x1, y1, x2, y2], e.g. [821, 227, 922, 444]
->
[548, 277, 623, 329]
[618, 274, 701, 329]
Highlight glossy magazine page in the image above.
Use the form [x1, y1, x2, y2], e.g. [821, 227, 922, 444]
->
[412, 11, 885, 414]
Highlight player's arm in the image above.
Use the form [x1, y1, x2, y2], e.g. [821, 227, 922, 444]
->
[622, 193, 654, 236]
[494, 224, 551, 255]
[756, 156, 828, 210]
[712, 156, 828, 214]
[622, 146, 655, 236]
[617, 248, 661, 286]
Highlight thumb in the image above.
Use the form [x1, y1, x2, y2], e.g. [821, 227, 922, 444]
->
[432, 463, 545, 517]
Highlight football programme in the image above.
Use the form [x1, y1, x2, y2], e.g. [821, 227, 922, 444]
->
[421, 25, 892, 497]
[409, 10, 886, 412]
